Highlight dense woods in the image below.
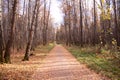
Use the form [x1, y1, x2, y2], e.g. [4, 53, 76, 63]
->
[57, 0, 120, 49]
[0, 0, 55, 63]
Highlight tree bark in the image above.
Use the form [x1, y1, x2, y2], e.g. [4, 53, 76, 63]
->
[0, 0, 4, 63]
[43, 0, 47, 45]
[79, 0, 83, 47]
[118, 0, 120, 46]
[4, 0, 17, 63]
[23, 0, 38, 61]
[93, 0, 96, 46]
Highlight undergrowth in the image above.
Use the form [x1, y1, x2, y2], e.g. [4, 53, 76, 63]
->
[66, 45, 120, 80]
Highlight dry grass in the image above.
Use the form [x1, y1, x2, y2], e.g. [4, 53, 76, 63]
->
[0, 43, 55, 80]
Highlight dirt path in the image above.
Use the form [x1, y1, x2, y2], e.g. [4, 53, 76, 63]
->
[32, 45, 107, 80]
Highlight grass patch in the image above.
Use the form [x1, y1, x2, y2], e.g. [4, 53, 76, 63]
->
[0, 43, 55, 80]
[35, 43, 55, 53]
[66, 46, 120, 80]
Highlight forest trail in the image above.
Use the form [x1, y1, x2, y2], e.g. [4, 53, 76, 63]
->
[32, 45, 107, 80]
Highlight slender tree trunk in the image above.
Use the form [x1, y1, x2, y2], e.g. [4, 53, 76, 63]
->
[79, 0, 83, 47]
[73, 0, 77, 45]
[118, 0, 120, 46]
[43, 0, 47, 45]
[32, 0, 40, 49]
[45, 0, 51, 45]
[23, 0, 31, 61]
[113, 0, 119, 46]
[64, 13, 68, 46]
[93, 0, 96, 46]
[23, 0, 38, 61]
[4, 0, 17, 63]
[0, 0, 4, 63]
[67, 1, 71, 46]
[0, 24, 4, 63]
[84, 0, 90, 45]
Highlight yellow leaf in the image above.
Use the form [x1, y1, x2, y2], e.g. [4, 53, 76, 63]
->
[101, 0, 105, 4]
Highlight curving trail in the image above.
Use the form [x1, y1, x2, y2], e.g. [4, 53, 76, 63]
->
[32, 45, 108, 80]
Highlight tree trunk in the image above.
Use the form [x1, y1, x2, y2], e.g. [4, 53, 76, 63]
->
[93, 0, 96, 46]
[0, 0, 4, 63]
[23, 30, 34, 61]
[23, 0, 38, 61]
[4, 0, 17, 63]
[73, 0, 77, 45]
[117, 0, 120, 46]
[0, 24, 4, 63]
[79, 0, 83, 47]
[64, 13, 68, 46]
[46, 0, 51, 44]
[43, 0, 47, 46]
[113, 0, 119, 46]
[32, 0, 40, 50]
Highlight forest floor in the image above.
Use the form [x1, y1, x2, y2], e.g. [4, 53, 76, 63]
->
[32, 45, 108, 80]
[0, 43, 54, 80]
